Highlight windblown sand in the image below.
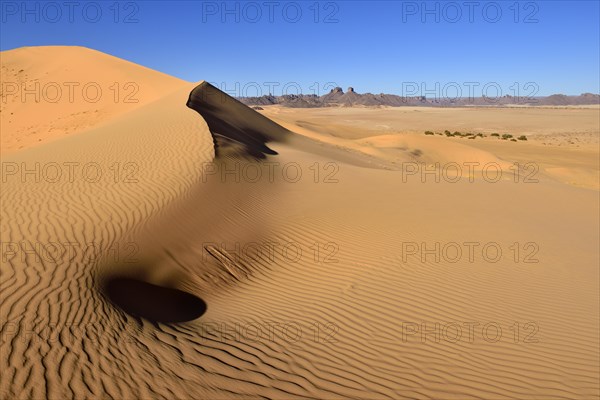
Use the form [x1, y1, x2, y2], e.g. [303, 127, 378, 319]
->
[1, 47, 598, 399]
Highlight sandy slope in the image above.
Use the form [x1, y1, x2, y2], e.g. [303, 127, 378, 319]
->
[1, 46, 188, 153]
[1, 47, 599, 399]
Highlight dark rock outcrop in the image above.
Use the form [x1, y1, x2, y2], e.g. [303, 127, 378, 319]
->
[237, 87, 599, 108]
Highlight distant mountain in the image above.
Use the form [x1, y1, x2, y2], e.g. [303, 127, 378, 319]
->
[238, 87, 600, 108]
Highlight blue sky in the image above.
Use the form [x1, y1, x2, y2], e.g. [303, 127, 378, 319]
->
[1, 1, 599, 96]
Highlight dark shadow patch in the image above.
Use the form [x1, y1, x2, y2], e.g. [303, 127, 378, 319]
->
[103, 277, 207, 323]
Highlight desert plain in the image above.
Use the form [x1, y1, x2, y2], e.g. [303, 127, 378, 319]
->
[0, 46, 599, 399]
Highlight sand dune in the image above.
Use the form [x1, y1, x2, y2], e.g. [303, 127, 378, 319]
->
[1, 46, 188, 153]
[1, 47, 598, 399]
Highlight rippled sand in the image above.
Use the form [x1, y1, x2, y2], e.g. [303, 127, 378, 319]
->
[1, 46, 598, 399]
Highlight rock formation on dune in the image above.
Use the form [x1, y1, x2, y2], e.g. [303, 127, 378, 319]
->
[186, 81, 291, 159]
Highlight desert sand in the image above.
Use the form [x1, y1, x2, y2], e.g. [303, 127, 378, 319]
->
[1, 47, 598, 399]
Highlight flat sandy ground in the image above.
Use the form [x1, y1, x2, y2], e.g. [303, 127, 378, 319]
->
[260, 105, 600, 190]
[1, 47, 599, 399]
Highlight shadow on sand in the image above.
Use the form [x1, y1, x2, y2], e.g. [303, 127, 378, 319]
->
[103, 277, 207, 323]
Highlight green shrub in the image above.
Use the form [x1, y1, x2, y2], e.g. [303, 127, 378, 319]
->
[491, 133, 500, 137]
[424, 131, 435, 135]
[518, 135, 527, 141]
[511, 139, 517, 142]
[502, 134, 513, 139]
